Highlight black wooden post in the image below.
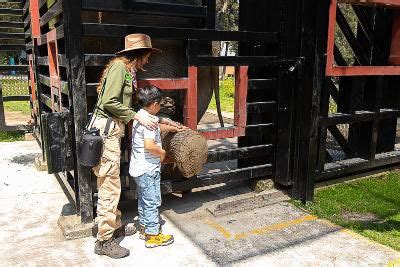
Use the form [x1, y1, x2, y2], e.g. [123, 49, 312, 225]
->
[62, 0, 93, 223]
[0, 81, 5, 128]
[292, 0, 330, 202]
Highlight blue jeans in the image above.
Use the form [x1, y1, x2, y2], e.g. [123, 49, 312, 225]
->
[134, 171, 161, 235]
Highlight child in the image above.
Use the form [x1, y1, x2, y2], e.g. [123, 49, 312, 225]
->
[129, 86, 185, 248]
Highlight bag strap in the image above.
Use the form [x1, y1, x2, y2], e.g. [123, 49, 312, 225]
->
[103, 117, 113, 136]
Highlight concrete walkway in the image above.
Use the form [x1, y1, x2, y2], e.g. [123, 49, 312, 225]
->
[0, 141, 399, 266]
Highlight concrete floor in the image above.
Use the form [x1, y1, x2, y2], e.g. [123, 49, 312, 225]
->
[1, 141, 399, 266]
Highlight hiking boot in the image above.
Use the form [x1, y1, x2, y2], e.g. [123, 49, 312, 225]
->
[94, 238, 130, 258]
[139, 224, 163, 240]
[114, 223, 137, 238]
[145, 233, 174, 248]
[92, 223, 137, 238]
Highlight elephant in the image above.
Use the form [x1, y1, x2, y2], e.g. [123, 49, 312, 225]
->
[82, 0, 219, 123]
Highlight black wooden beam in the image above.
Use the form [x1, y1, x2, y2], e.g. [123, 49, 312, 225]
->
[0, 8, 23, 15]
[82, 23, 279, 43]
[0, 32, 25, 40]
[336, 7, 369, 65]
[82, 0, 207, 18]
[0, 44, 26, 51]
[0, 64, 28, 71]
[207, 144, 273, 163]
[188, 55, 279, 66]
[161, 164, 273, 194]
[2, 95, 30, 101]
[327, 125, 356, 158]
[0, 21, 24, 28]
[63, 0, 93, 223]
[247, 101, 276, 113]
[320, 150, 400, 181]
[248, 79, 278, 90]
[40, 0, 62, 27]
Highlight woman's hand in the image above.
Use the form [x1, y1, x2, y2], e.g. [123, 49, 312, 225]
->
[134, 109, 159, 130]
[160, 118, 189, 130]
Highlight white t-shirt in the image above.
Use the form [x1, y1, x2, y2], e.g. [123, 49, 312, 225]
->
[129, 110, 161, 178]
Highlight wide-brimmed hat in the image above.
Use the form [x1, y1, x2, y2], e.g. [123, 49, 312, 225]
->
[115, 33, 161, 55]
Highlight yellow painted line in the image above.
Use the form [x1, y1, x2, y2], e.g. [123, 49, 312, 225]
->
[204, 219, 232, 239]
[234, 215, 318, 240]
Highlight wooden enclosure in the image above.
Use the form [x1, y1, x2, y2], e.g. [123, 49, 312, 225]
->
[18, 0, 400, 224]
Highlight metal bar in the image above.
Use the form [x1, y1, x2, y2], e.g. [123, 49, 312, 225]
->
[339, 0, 400, 7]
[328, 65, 400, 75]
[82, 0, 207, 18]
[29, 0, 40, 38]
[82, 23, 279, 43]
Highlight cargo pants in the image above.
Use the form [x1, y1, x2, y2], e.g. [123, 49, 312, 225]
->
[91, 117, 125, 241]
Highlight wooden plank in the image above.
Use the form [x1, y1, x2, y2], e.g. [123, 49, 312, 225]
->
[0, 44, 26, 51]
[2, 95, 30, 101]
[40, 0, 62, 27]
[247, 101, 276, 113]
[38, 74, 50, 87]
[188, 55, 279, 66]
[161, 164, 273, 194]
[82, 0, 207, 18]
[207, 144, 273, 163]
[57, 54, 67, 67]
[0, 21, 24, 28]
[248, 79, 278, 90]
[0, 8, 23, 15]
[320, 151, 400, 180]
[82, 23, 279, 43]
[0, 32, 25, 39]
[63, 0, 93, 223]
[0, 64, 28, 71]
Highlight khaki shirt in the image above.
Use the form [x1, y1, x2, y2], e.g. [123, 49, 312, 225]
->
[94, 60, 136, 124]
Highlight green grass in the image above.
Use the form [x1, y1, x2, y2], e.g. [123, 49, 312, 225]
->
[293, 172, 400, 251]
[0, 131, 24, 142]
[209, 77, 235, 113]
[3, 101, 31, 115]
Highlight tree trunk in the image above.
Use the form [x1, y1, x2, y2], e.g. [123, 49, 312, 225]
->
[161, 130, 208, 178]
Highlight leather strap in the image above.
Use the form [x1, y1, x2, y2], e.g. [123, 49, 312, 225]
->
[103, 117, 113, 136]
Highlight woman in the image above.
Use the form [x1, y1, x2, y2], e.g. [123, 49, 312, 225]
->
[91, 33, 179, 259]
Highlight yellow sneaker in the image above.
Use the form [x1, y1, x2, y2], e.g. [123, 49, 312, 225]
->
[145, 233, 174, 248]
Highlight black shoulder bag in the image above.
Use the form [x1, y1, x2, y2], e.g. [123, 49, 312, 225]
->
[78, 72, 113, 167]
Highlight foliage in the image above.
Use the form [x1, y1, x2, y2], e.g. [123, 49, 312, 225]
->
[216, 0, 239, 54]
[209, 77, 235, 113]
[0, 131, 24, 142]
[335, 4, 358, 65]
[293, 172, 400, 251]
